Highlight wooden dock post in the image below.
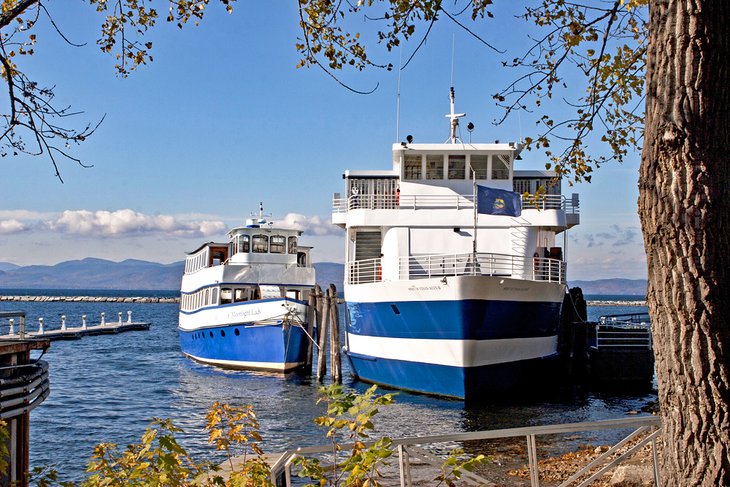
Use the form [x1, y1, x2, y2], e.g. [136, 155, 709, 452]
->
[305, 286, 318, 370]
[316, 286, 329, 381]
[329, 284, 342, 383]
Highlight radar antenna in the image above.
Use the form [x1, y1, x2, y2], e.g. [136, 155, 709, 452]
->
[445, 87, 466, 143]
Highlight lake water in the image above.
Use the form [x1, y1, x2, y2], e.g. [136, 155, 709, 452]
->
[0, 291, 654, 483]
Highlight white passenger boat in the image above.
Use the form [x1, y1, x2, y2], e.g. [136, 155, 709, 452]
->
[331, 89, 580, 399]
[178, 206, 316, 372]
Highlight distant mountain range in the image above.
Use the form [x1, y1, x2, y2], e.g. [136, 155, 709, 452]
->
[0, 258, 345, 291]
[0, 259, 643, 295]
[569, 279, 647, 296]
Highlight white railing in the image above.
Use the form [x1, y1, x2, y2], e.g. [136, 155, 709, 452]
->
[596, 314, 652, 350]
[266, 416, 661, 487]
[332, 193, 578, 213]
[346, 253, 565, 285]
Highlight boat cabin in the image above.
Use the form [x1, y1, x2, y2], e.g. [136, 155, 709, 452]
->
[183, 220, 312, 275]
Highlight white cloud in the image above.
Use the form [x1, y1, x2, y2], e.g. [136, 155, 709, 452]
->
[44, 209, 226, 238]
[0, 219, 28, 234]
[277, 213, 341, 236]
[0, 210, 54, 220]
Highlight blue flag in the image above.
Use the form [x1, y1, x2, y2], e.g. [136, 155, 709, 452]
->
[476, 185, 522, 217]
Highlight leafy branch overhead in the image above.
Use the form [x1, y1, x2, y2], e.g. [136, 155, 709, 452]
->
[0, 0, 235, 181]
[296, 0, 648, 184]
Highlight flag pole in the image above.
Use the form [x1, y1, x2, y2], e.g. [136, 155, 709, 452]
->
[472, 169, 477, 274]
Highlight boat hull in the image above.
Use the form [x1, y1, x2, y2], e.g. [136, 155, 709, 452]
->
[178, 299, 310, 372]
[344, 276, 566, 399]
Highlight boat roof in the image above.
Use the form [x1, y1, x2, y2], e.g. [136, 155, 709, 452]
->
[227, 225, 303, 236]
[185, 242, 228, 255]
[392, 142, 522, 152]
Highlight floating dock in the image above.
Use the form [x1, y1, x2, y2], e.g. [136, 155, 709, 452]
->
[559, 288, 654, 386]
[1, 311, 150, 342]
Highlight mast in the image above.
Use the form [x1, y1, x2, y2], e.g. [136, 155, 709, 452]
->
[445, 87, 466, 144]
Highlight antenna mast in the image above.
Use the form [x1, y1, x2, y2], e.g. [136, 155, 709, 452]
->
[396, 46, 403, 142]
[446, 87, 466, 144]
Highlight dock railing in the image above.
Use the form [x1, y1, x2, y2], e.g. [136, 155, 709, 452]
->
[267, 416, 661, 487]
[332, 193, 578, 213]
[596, 313, 653, 350]
[0, 310, 26, 339]
[346, 252, 565, 285]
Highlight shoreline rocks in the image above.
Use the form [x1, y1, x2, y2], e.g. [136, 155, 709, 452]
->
[0, 295, 179, 304]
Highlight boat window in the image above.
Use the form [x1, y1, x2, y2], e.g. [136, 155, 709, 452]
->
[220, 288, 233, 305]
[288, 236, 298, 254]
[492, 154, 510, 180]
[448, 155, 466, 179]
[270, 235, 286, 253]
[403, 154, 422, 180]
[286, 290, 300, 300]
[426, 155, 444, 179]
[252, 234, 269, 253]
[469, 155, 489, 179]
[204, 288, 210, 306]
[234, 288, 248, 302]
[211, 288, 219, 305]
[236, 235, 250, 253]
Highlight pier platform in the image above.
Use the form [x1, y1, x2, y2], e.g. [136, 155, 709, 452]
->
[3, 321, 151, 341]
[1, 310, 152, 342]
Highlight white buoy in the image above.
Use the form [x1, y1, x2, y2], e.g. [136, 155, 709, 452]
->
[118, 312, 122, 325]
[61, 315, 66, 330]
[127, 311, 132, 324]
[38, 317, 44, 335]
[82, 314, 87, 330]
[9, 318, 14, 335]
[101, 312, 105, 326]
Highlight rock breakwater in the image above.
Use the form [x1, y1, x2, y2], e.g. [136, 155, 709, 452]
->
[0, 295, 179, 304]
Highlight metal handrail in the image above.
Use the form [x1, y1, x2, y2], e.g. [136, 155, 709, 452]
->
[267, 416, 661, 487]
[332, 193, 578, 213]
[0, 360, 50, 420]
[346, 252, 565, 285]
[596, 313, 652, 350]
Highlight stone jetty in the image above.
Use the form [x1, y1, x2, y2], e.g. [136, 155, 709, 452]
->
[0, 295, 179, 304]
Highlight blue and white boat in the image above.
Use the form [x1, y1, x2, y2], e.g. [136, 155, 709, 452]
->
[331, 89, 580, 399]
[178, 206, 316, 372]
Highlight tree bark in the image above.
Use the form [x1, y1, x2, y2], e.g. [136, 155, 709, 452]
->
[640, 1, 730, 484]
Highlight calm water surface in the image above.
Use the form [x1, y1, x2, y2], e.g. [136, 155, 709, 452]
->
[0, 292, 654, 482]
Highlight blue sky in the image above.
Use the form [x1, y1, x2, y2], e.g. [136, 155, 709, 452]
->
[0, 2, 647, 281]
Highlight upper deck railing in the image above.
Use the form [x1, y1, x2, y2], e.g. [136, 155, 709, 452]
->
[346, 252, 565, 285]
[332, 193, 579, 214]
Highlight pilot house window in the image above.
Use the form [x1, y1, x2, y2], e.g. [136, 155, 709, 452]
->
[404, 154, 422, 180]
[470, 155, 489, 179]
[252, 235, 269, 253]
[270, 235, 286, 253]
[236, 235, 250, 253]
[288, 236, 298, 254]
[448, 155, 466, 179]
[426, 155, 444, 179]
[492, 155, 510, 180]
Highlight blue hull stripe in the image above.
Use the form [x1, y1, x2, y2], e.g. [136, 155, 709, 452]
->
[347, 300, 562, 340]
[347, 352, 558, 399]
[179, 323, 308, 366]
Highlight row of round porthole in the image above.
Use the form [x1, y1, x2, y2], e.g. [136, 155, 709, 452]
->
[190, 328, 241, 340]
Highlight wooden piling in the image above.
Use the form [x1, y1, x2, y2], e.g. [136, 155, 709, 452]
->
[305, 286, 318, 369]
[316, 286, 329, 382]
[329, 284, 342, 383]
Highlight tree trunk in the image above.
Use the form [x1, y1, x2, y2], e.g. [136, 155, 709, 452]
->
[640, 1, 730, 484]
